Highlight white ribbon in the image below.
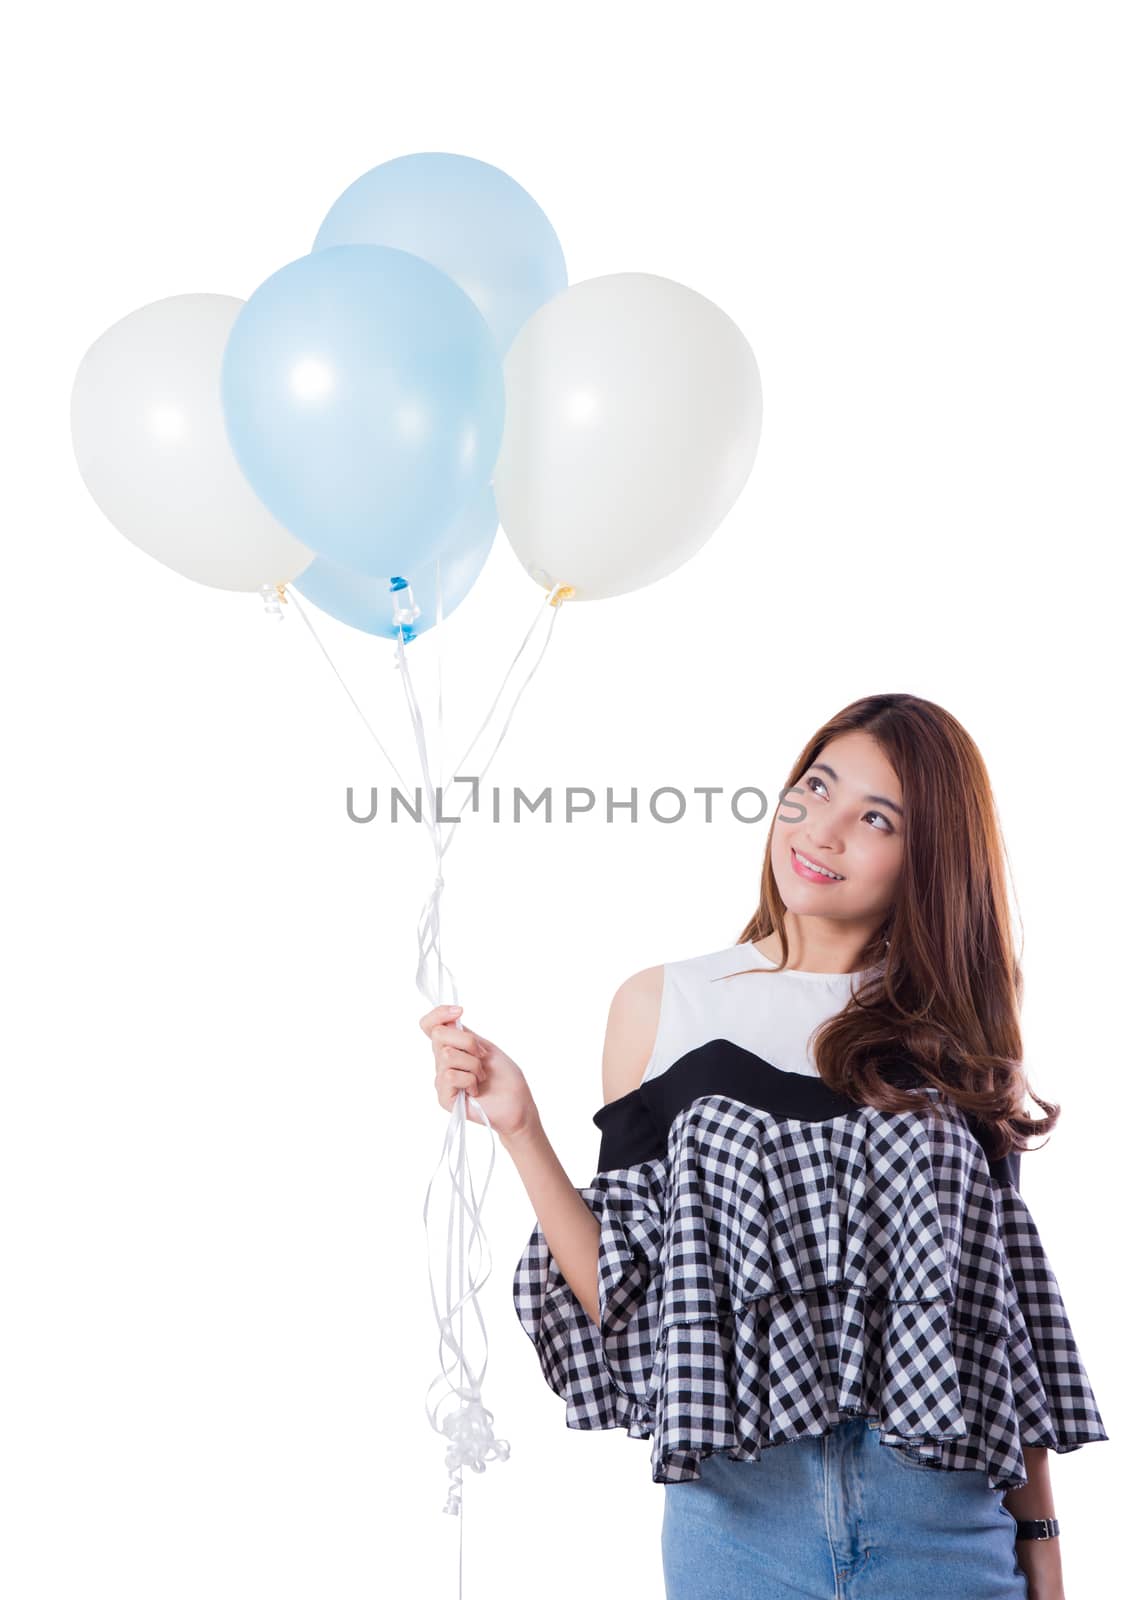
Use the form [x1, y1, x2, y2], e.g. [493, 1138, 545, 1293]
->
[391, 568, 566, 1521]
[270, 564, 571, 1593]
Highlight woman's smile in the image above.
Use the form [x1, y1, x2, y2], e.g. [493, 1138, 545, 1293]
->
[790, 846, 845, 883]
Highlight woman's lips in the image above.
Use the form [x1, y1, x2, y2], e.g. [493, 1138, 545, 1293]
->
[790, 846, 844, 884]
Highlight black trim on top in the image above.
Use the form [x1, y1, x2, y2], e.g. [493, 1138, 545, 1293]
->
[590, 1038, 1021, 1191]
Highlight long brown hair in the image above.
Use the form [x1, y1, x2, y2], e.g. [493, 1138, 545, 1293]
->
[732, 693, 1058, 1160]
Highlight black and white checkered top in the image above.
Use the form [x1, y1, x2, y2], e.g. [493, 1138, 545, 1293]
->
[512, 942, 1108, 1489]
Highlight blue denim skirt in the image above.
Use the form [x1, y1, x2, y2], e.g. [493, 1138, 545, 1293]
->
[661, 1418, 1029, 1599]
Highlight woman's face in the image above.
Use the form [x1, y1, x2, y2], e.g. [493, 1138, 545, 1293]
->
[771, 729, 906, 927]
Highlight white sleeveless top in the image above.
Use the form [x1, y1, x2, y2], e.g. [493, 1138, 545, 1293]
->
[641, 941, 882, 1086]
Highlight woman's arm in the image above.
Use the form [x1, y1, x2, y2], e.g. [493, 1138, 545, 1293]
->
[1002, 1446, 1064, 1600]
[499, 965, 664, 1329]
[501, 1121, 604, 1324]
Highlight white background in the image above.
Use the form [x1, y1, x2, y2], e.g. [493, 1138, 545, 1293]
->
[4, 3, 1140, 1596]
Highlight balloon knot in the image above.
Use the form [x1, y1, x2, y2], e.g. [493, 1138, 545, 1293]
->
[548, 583, 576, 607]
[257, 582, 286, 622]
[440, 1396, 511, 1479]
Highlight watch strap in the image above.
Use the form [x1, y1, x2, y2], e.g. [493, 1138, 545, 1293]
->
[1014, 1517, 1060, 1541]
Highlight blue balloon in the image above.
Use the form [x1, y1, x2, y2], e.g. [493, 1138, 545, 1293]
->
[221, 244, 504, 578]
[313, 152, 567, 358]
[293, 486, 498, 641]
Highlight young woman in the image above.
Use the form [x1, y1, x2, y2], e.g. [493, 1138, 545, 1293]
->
[420, 692, 1107, 1599]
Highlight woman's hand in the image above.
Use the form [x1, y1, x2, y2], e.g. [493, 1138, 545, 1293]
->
[420, 1004, 540, 1142]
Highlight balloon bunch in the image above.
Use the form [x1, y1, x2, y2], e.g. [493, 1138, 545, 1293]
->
[70, 151, 763, 1577]
[71, 150, 762, 626]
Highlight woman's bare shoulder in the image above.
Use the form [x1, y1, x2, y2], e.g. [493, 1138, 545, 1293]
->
[600, 964, 665, 1106]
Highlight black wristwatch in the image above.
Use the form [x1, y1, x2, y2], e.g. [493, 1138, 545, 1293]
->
[1014, 1517, 1060, 1541]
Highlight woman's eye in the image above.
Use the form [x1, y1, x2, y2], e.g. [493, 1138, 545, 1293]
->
[805, 774, 895, 838]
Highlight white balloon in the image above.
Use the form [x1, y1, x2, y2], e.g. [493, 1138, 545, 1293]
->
[493, 272, 762, 602]
[71, 294, 314, 592]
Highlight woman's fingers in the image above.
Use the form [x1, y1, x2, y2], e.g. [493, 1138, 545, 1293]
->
[439, 1064, 483, 1109]
[431, 1021, 482, 1057]
[439, 1044, 484, 1075]
[419, 1003, 463, 1037]
[419, 1007, 485, 1058]
[421, 1004, 497, 1122]
[420, 1005, 503, 1120]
